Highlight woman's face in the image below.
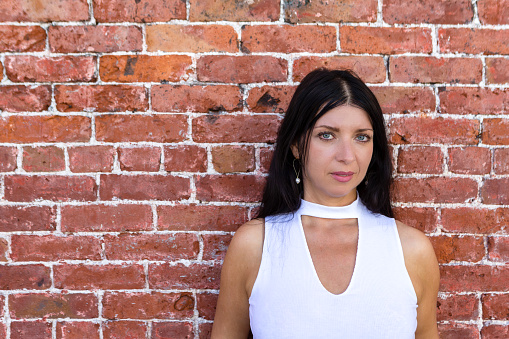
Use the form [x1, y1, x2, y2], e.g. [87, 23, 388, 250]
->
[295, 105, 374, 206]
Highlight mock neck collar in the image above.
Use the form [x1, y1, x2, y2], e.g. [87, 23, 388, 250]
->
[298, 197, 361, 219]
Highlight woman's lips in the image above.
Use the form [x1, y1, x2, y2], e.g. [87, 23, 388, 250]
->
[331, 172, 355, 183]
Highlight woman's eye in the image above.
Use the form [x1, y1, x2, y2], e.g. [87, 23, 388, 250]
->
[356, 134, 371, 142]
[319, 132, 334, 140]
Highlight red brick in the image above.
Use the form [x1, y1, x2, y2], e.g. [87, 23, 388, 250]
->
[488, 237, 509, 262]
[152, 85, 242, 113]
[147, 25, 237, 53]
[437, 294, 479, 321]
[494, 149, 509, 174]
[440, 265, 509, 292]
[482, 178, 509, 205]
[103, 292, 193, 319]
[0, 115, 91, 143]
[247, 85, 296, 113]
[56, 322, 100, 339]
[0, 324, 5, 339]
[439, 28, 509, 55]
[389, 117, 480, 145]
[442, 208, 509, 234]
[487, 58, 509, 84]
[340, 26, 432, 54]
[448, 147, 491, 175]
[104, 233, 199, 261]
[285, 0, 377, 23]
[483, 119, 509, 145]
[197, 293, 217, 321]
[203, 234, 232, 261]
[481, 325, 509, 339]
[102, 321, 147, 339]
[293, 56, 386, 83]
[0, 85, 51, 112]
[430, 235, 485, 263]
[242, 25, 336, 53]
[5, 56, 96, 82]
[96, 114, 187, 142]
[0, 239, 7, 261]
[56, 85, 148, 112]
[371, 86, 435, 114]
[200, 323, 213, 339]
[149, 263, 221, 289]
[397, 146, 443, 174]
[212, 145, 255, 173]
[482, 294, 509, 320]
[478, 0, 509, 24]
[0, 25, 46, 52]
[11, 321, 52, 339]
[23, 146, 65, 172]
[198, 55, 287, 83]
[68, 146, 115, 173]
[100, 55, 192, 83]
[393, 207, 438, 233]
[49, 25, 142, 53]
[439, 88, 509, 115]
[11, 235, 101, 261]
[390, 57, 482, 84]
[118, 147, 161, 172]
[5, 175, 97, 202]
[61, 204, 152, 232]
[157, 205, 248, 232]
[94, 0, 185, 22]
[260, 147, 274, 173]
[100, 174, 190, 201]
[190, 0, 279, 21]
[196, 175, 265, 202]
[438, 323, 479, 339]
[0, 206, 56, 232]
[0, 146, 17, 172]
[193, 115, 281, 143]
[0, 265, 51, 290]
[10, 293, 98, 319]
[152, 322, 194, 339]
[393, 177, 478, 203]
[0, 0, 89, 22]
[54, 264, 145, 290]
[164, 145, 207, 172]
[383, 0, 473, 24]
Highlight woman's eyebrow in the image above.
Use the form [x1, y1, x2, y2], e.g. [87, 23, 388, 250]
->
[315, 125, 374, 132]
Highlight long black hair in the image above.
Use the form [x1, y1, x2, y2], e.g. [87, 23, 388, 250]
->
[256, 68, 393, 218]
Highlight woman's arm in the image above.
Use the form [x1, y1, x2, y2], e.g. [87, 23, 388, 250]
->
[211, 219, 264, 339]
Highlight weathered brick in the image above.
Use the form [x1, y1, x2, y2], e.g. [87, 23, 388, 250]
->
[203, 234, 232, 261]
[0, 206, 56, 232]
[93, 0, 185, 22]
[371, 86, 435, 114]
[11, 321, 52, 339]
[0, 116, 91, 143]
[149, 263, 221, 289]
[0, 265, 51, 290]
[390, 57, 482, 84]
[118, 147, 161, 172]
[23, 146, 65, 172]
[196, 175, 265, 202]
[56, 322, 100, 339]
[488, 237, 509, 262]
[61, 204, 152, 232]
[49, 25, 142, 53]
[439, 88, 509, 115]
[0, 146, 17, 172]
[198, 55, 287, 83]
[494, 149, 509, 174]
[478, 0, 509, 24]
[102, 321, 147, 339]
[441, 207, 509, 234]
[68, 146, 115, 173]
[100, 55, 192, 83]
[54, 264, 145, 290]
[103, 292, 194, 319]
[5, 175, 97, 202]
[164, 145, 207, 173]
[482, 294, 509, 320]
[482, 178, 509, 205]
[11, 235, 101, 261]
[440, 265, 509, 292]
[200, 323, 213, 339]
[397, 146, 443, 174]
[383, 0, 473, 24]
[197, 293, 217, 321]
[260, 147, 274, 173]
[0, 0, 89, 22]
[100, 174, 190, 201]
[429, 235, 484, 263]
[293, 56, 386, 83]
[0, 324, 5, 339]
[483, 119, 509, 145]
[193, 115, 280, 143]
[393, 177, 478, 203]
[5, 56, 96, 82]
[104, 233, 199, 261]
[152, 85, 242, 113]
[190, 0, 279, 21]
[486, 58, 509, 84]
[56, 85, 148, 112]
[247, 85, 296, 113]
[152, 322, 194, 339]
[10, 293, 98, 319]
[0, 25, 46, 52]
[437, 294, 479, 321]
[285, 0, 377, 23]
[212, 145, 255, 173]
[389, 117, 480, 145]
[157, 205, 248, 232]
[340, 26, 432, 54]
[439, 28, 509, 55]
[438, 323, 479, 339]
[242, 25, 336, 53]
[96, 114, 187, 142]
[147, 25, 237, 53]
[0, 85, 51, 112]
[481, 325, 509, 339]
[0, 239, 7, 261]
[393, 208, 438, 233]
[448, 147, 491, 175]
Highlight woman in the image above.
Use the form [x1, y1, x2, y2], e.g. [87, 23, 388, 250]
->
[211, 69, 439, 338]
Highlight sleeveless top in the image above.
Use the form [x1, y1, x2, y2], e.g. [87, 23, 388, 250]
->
[249, 197, 418, 338]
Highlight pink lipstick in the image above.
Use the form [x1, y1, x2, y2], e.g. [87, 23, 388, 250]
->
[331, 171, 354, 182]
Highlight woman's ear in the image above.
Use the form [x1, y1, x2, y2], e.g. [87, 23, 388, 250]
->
[290, 143, 299, 159]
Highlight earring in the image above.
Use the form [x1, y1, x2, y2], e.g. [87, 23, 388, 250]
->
[293, 159, 301, 184]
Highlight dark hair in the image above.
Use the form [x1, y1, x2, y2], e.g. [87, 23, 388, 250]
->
[256, 68, 393, 218]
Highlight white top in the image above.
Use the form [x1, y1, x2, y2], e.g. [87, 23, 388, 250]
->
[249, 198, 418, 338]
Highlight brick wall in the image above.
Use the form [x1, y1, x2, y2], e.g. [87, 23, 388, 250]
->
[0, 0, 508, 338]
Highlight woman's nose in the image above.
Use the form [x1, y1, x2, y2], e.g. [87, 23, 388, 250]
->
[335, 140, 355, 163]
